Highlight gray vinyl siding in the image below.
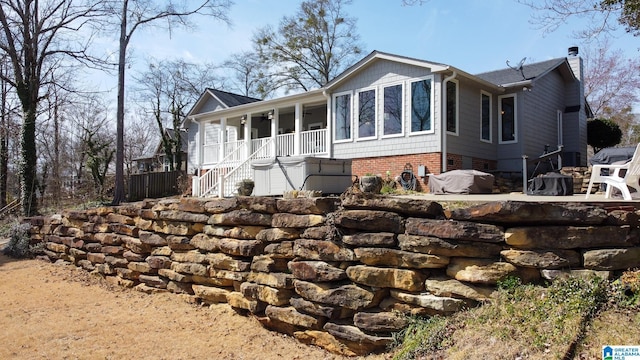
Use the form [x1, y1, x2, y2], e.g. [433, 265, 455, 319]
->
[521, 71, 566, 158]
[198, 97, 227, 114]
[495, 69, 568, 172]
[330, 59, 442, 159]
[445, 78, 497, 165]
[187, 120, 199, 174]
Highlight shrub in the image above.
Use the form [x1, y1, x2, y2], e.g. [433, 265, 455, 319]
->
[3, 223, 37, 258]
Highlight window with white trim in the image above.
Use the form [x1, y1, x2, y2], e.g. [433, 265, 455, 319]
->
[481, 91, 492, 142]
[333, 92, 352, 141]
[383, 84, 403, 136]
[499, 94, 517, 143]
[357, 89, 376, 139]
[446, 80, 458, 134]
[410, 78, 432, 133]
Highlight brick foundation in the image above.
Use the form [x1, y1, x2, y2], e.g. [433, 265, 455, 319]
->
[352, 153, 497, 192]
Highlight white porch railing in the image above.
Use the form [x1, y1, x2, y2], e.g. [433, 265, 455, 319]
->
[193, 129, 329, 197]
[252, 138, 272, 160]
[301, 129, 327, 155]
[277, 133, 294, 156]
[224, 140, 245, 162]
[203, 144, 219, 164]
[220, 139, 272, 197]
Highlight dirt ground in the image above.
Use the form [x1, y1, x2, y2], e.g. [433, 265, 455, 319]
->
[0, 253, 394, 360]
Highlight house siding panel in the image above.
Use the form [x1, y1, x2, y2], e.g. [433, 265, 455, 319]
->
[445, 78, 497, 168]
[187, 121, 199, 174]
[331, 60, 442, 161]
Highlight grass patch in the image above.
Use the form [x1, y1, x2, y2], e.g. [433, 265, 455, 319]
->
[392, 275, 613, 360]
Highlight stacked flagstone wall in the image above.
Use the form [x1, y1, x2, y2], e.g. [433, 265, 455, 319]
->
[28, 194, 640, 356]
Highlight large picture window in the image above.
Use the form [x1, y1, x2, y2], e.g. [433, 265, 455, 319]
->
[383, 84, 403, 136]
[410, 79, 432, 132]
[481, 92, 491, 142]
[446, 80, 458, 134]
[358, 89, 376, 139]
[499, 94, 516, 143]
[334, 93, 351, 141]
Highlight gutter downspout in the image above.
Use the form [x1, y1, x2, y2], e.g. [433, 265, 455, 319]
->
[441, 71, 457, 173]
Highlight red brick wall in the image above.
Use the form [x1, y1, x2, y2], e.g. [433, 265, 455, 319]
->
[351, 153, 497, 192]
[351, 153, 442, 178]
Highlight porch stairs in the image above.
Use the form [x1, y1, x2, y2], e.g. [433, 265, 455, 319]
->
[194, 139, 272, 198]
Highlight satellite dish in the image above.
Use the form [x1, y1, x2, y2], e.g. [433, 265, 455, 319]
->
[506, 57, 527, 80]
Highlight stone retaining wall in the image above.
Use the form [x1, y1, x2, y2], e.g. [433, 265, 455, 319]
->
[28, 194, 640, 356]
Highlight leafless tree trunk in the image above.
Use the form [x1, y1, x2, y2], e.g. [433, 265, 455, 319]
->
[0, 0, 105, 216]
[110, 0, 232, 205]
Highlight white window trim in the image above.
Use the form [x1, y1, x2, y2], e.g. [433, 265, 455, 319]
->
[355, 87, 378, 141]
[480, 90, 492, 143]
[446, 79, 459, 136]
[498, 93, 518, 144]
[332, 90, 353, 143]
[408, 75, 436, 136]
[381, 82, 405, 138]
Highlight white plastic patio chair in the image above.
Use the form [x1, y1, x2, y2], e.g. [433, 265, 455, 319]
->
[585, 143, 640, 200]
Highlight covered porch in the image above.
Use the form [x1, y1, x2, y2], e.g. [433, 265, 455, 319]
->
[190, 90, 331, 197]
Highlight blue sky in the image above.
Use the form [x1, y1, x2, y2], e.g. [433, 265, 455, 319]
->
[97, 0, 639, 95]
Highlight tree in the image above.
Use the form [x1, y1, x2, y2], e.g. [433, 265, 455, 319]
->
[222, 51, 275, 99]
[253, 0, 364, 92]
[587, 118, 622, 153]
[107, 0, 232, 206]
[582, 40, 640, 145]
[134, 59, 221, 173]
[124, 115, 157, 177]
[0, 0, 105, 216]
[0, 55, 20, 208]
[519, 0, 640, 38]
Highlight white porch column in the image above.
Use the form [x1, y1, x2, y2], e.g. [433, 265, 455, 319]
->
[245, 114, 252, 159]
[197, 120, 204, 172]
[270, 109, 279, 157]
[219, 117, 227, 163]
[325, 95, 332, 158]
[294, 103, 302, 156]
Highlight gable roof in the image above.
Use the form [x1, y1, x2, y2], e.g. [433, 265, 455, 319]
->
[325, 50, 504, 92]
[207, 88, 261, 108]
[185, 88, 261, 120]
[325, 50, 450, 89]
[475, 58, 572, 87]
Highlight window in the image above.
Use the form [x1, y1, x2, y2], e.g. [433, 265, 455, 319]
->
[446, 80, 458, 134]
[410, 78, 432, 132]
[357, 89, 376, 139]
[334, 93, 351, 141]
[481, 91, 491, 142]
[499, 94, 517, 143]
[383, 84, 403, 136]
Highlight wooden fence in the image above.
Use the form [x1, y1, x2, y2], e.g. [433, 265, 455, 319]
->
[128, 171, 182, 201]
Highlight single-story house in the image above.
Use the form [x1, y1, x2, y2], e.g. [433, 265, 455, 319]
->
[134, 128, 189, 173]
[185, 47, 590, 197]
